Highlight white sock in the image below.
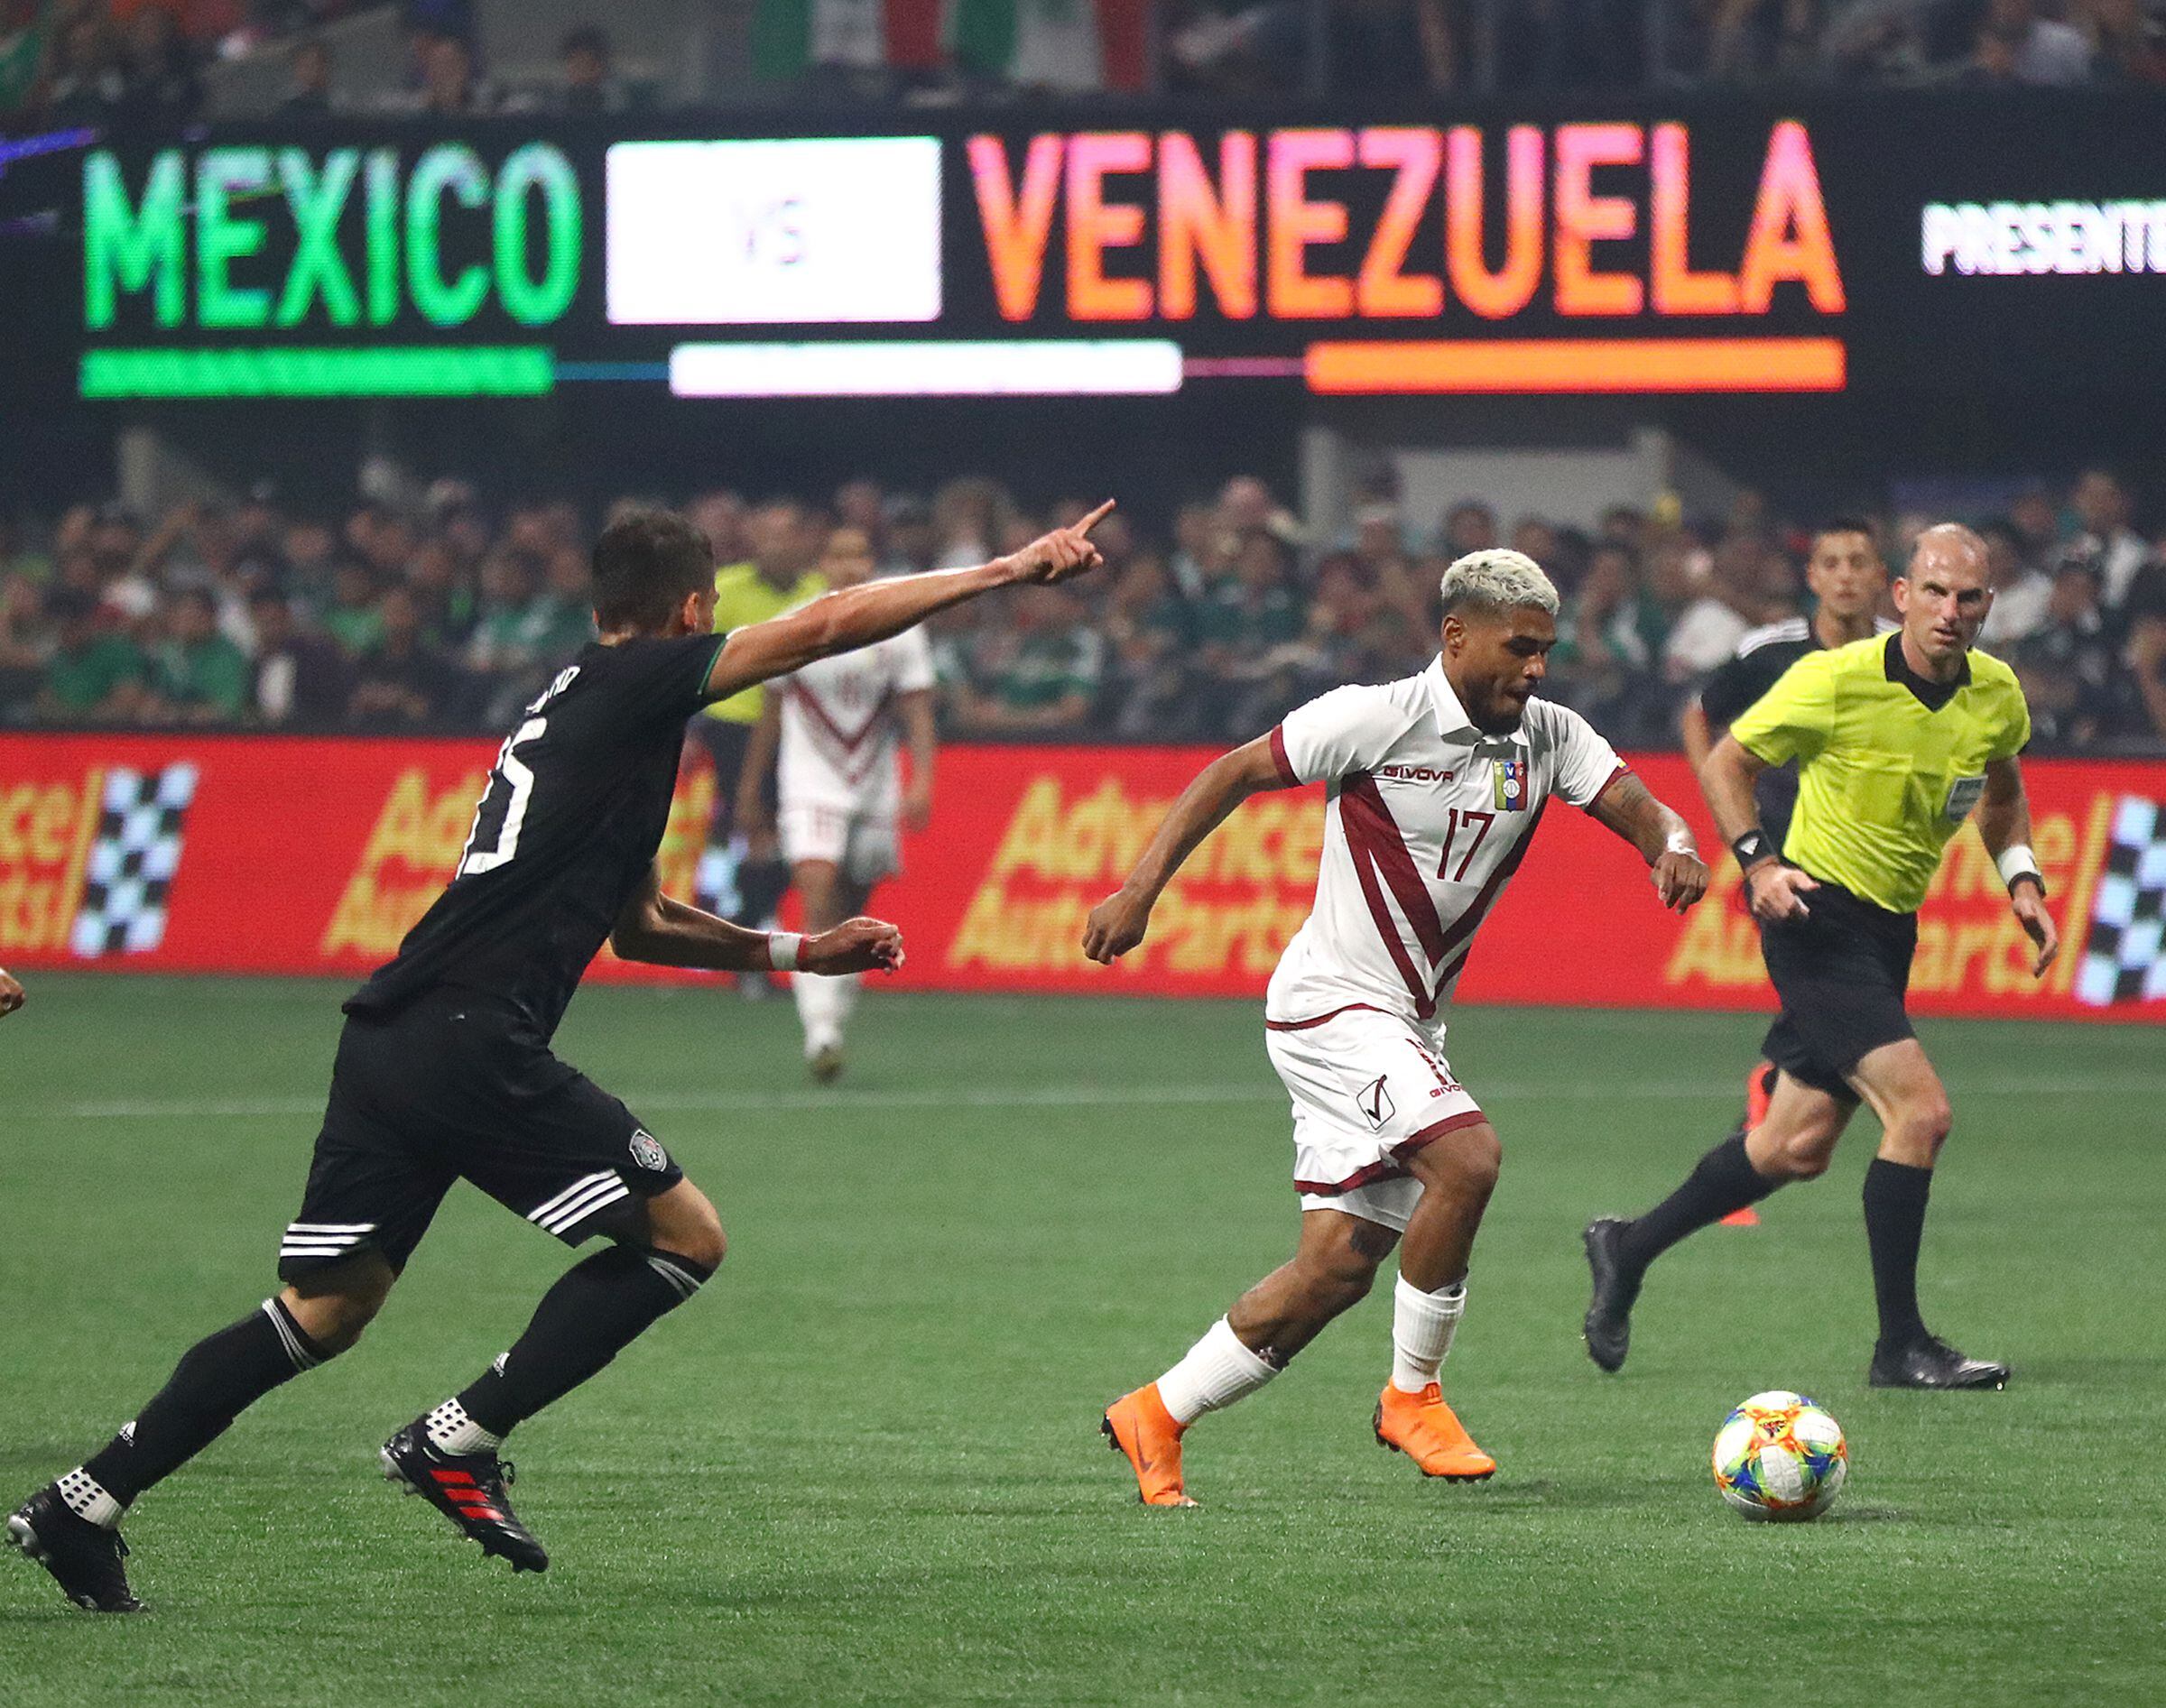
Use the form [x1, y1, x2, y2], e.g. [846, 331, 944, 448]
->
[1390, 1273, 1467, 1395]
[423, 1397, 502, 1455]
[57, 1467, 125, 1530]
[794, 970, 859, 1056]
[1155, 1317, 1278, 1426]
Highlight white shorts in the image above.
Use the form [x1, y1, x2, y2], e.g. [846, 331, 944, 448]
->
[1264, 1003, 1487, 1233]
[779, 799, 901, 888]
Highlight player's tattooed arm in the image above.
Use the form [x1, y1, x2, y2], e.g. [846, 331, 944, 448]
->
[703, 502, 1114, 704]
[610, 864, 903, 974]
[733, 696, 784, 854]
[1083, 735, 1291, 963]
[899, 689, 938, 831]
[0, 966, 23, 1018]
[1586, 772, 1710, 914]
[1976, 756, 2059, 976]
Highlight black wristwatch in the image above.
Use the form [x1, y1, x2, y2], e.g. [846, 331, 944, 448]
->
[1731, 830, 1775, 872]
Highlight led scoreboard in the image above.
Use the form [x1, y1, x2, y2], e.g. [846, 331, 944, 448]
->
[36, 92, 2166, 402]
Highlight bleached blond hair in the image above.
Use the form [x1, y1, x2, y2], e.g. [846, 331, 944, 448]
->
[1439, 549, 1560, 618]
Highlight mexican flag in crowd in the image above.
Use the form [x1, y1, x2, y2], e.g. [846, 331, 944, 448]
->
[753, 0, 1148, 91]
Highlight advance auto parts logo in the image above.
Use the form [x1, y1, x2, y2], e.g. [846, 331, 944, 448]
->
[0, 762, 198, 958]
[947, 772, 1319, 977]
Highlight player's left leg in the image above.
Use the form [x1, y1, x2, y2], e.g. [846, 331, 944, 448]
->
[1373, 1122, 1503, 1480]
[384, 1179, 723, 1573]
[789, 856, 870, 1081]
[1844, 1039, 2006, 1389]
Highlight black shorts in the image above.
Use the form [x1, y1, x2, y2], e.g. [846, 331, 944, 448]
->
[1757, 877, 1919, 1102]
[277, 989, 681, 1281]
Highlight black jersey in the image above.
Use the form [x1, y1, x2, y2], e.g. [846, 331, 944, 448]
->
[345, 632, 726, 1038]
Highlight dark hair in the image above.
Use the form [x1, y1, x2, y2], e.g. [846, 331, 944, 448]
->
[592, 510, 712, 632]
[560, 24, 608, 57]
[1811, 515, 1878, 549]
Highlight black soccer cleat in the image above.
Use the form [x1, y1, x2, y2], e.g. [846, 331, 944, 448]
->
[380, 1426, 549, 1573]
[1582, 1217, 1642, 1374]
[1868, 1335, 2010, 1390]
[5, 1486, 143, 1613]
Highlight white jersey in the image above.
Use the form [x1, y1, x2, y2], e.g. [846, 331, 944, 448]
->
[775, 623, 936, 814]
[1264, 659, 1625, 1030]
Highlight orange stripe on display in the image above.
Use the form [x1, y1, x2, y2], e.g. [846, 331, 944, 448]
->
[1304, 337, 1847, 394]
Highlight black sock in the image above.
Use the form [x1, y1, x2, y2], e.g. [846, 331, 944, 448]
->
[82, 1298, 330, 1505]
[457, 1246, 709, 1439]
[1616, 1131, 1782, 1278]
[1863, 1158, 1933, 1349]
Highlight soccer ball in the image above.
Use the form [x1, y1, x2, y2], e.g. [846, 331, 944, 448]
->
[1711, 1390, 1848, 1521]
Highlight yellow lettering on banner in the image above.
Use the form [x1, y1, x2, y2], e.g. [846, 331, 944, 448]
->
[988, 779, 1067, 879]
[2054, 793, 2115, 996]
[321, 768, 488, 957]
[0, 771, 104, 955]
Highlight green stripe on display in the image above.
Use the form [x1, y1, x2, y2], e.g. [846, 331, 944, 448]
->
[79, 346, 556, 399]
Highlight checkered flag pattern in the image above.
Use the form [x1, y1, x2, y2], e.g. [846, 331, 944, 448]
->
[69, 762, 199, 958]
[2076, 795, 2166, 1006]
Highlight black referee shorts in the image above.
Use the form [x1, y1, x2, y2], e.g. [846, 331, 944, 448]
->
[1756, 876, 1920, 1103]
[276, 990, 681, 1281]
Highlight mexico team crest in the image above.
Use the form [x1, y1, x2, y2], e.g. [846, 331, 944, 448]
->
[1492, 756, 1527, 812]
[629, 1130, 669, 1172]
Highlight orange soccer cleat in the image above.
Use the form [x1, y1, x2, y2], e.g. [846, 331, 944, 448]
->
[1373, 1384, 1496, 1481]
[1102, 1383, 1199, 1508]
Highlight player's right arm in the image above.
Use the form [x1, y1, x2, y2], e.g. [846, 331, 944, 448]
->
[0, 966, 23, 1018]
[733, 694, 784, 851]
[609, 863, 902, 975]
[702, 503, 1112, 703]
[1081, 735, 1290, 964]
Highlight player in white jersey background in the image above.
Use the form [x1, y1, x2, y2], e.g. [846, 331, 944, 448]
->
[1083, 550, 1710, 1507]
[736, 526, 938, 1080]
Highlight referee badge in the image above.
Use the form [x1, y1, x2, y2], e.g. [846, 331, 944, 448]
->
[628, 1130, 669, 1172]
[1492, 756, 1527, 812]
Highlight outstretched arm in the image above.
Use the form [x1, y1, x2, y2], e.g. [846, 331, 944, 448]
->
[610, 864, 903, 975]
[1585, 772, 1708, 913]
[0, 966, 22, 1018]
[1974, 756, 2058, 976]
[1701, 734, 1816, 922]
[1082, 735, 1291, 963]
[704, 503, 1111, 703]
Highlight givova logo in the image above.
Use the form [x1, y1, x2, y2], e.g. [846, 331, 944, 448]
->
[70, 763, 198, 957]
[2076, 796, 2166, 1006]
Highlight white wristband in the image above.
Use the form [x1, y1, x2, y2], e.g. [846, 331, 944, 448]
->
[767, 932, 802, 973]
[1995, 845, 2043, 892]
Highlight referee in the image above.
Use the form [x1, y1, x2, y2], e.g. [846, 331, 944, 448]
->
[1585, 524, 2059, 1389]
[1680, 518, 1890, 1131]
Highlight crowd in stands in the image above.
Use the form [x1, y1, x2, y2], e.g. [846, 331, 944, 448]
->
[5, 0, 2162, 124]
[5, 466, 2165, 753]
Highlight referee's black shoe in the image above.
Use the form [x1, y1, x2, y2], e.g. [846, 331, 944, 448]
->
[1868, 1335, 2010, 1390]
[381, 1425, 550, 1573]
[1581, 1218, 1641, 1373]
[5, 1486, 143, 1612]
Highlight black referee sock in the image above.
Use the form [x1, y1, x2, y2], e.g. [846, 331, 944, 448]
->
[1863, 1158, 1933, 1349]
[81, 1297, 331, 1506]
[1615, 1130, 1782, 1279]
[457, 1245, 711, 1438]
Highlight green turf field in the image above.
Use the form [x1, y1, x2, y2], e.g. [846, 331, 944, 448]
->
[4, 976, 2161, 1705]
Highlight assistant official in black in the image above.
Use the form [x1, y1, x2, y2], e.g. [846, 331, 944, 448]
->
[8, 503, 1115, 1613]
[1677, 520, 1888, 1132]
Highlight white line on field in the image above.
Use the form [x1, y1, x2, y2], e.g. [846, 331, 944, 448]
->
[32, 1073, 2160, 1122]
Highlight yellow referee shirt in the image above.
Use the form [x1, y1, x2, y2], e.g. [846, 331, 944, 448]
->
[1728, 632, 2031, 914]
[701, 562, 827, 725]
